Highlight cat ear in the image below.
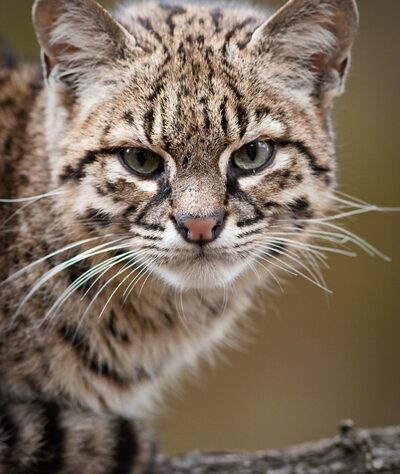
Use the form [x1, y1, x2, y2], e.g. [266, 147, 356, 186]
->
[248, 0, 359, 103]
[32, 0, 137, 87]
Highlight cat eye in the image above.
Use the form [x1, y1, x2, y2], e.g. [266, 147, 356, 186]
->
[119, 147, 163, 177]
[232, 140, 276, 172]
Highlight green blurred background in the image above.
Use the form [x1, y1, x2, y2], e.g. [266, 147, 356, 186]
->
[1, 0, 399, 455]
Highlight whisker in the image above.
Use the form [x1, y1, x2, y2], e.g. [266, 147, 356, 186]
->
[0, 189, 64, 203]
[14, 238, 131, 319]
[1, 234, 125, 286]
[96, 253, 158, 321]
[121, 255, 162, 306]
[245, 248, 285, 293]
[312, 221, 390, 261]
[44, 249, 150, 322]
[263, 241, 330, 291]
[257, 249, 332, 293]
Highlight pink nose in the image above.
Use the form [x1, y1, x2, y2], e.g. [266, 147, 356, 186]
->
[174, 213, 225, 244]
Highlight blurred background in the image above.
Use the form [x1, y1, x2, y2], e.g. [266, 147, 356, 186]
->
[1, 0, 399, 456]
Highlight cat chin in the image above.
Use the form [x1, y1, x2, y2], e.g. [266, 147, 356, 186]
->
[151, 260, 249, 290]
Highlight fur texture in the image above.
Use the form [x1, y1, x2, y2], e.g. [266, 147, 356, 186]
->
[0, 0, 358, 471]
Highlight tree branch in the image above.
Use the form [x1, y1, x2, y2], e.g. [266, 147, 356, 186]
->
[155, 422, 400, 473]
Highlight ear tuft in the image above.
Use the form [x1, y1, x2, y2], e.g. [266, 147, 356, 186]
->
[249, 0, 359, 102]
[32, 0, 136, 86]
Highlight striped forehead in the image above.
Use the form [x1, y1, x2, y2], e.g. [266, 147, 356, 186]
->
[106, 68, 265, 162]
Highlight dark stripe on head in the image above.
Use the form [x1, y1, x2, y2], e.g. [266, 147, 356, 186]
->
[59, 325, 132, 388]
[220, 64, 244, 102]
[224, 18, 256, 45]
[162, 5, 187, 36]
[111, 419, 139, 474]
[138, 17, 163, 43]
[236, 104, 248, 138]
[255, 106, 271, 121]
[25, 402, 64, 474]
[122, 110, 135, 125]
[143, 108, 155, 144]
[279, 140, 331, 179]
[210, 8, 223, 33]
[220, 96, 228, 136]
[147, 70, 167, 102]
[59, 152, 97, 183]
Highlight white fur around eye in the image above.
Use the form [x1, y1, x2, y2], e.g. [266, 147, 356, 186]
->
[218, 116, 286, 175]
[238, 151, 292, 190]
[103, 159, 158, 193]
[245, 115, 286, 142]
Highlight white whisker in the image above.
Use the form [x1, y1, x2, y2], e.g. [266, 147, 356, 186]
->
[0, 189, 64, 203]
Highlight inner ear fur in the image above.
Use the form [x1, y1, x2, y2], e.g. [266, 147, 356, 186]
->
[249, 0, 359, 98]
[32, 0, 135, 78]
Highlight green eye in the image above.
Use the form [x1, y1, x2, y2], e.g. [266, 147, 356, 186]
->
[120, 148, 163, 177]
[232, 141, 275, 172]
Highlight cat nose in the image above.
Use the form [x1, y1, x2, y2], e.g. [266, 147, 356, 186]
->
[173, 212, 226, 244]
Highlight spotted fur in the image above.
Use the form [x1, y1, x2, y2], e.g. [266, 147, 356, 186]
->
[0, 0, 358, 471]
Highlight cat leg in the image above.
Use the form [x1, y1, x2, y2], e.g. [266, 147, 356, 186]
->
[0, 400, 156, 474]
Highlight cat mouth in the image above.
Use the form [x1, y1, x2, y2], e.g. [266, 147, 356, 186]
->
[148, 248, 251, 289]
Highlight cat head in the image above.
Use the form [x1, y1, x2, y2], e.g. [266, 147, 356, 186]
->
[33, 0, 358, 289]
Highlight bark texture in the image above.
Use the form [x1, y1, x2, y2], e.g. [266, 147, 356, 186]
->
[155, 422, 400, 474]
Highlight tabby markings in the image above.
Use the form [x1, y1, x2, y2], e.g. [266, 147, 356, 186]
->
[111, 419, 139, 474]
[0, 407, 18, 469]
[60, 152, 97, 182]
[226, 176, 264, 228]
[27, 403, 64, 474]
[278, 140, 331, 179]
[60, 325, 133, 388]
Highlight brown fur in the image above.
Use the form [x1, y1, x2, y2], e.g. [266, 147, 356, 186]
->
[0, 0, 358, 471]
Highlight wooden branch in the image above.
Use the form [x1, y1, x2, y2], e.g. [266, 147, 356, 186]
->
[155, 422, 400, 474]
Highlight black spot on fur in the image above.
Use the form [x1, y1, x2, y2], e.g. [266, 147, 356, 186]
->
[255, 106, 271, 120]
[211, 8, 223, 33]
[122, 110, 135, 125]
[288, 197, 313, 219]
[59, 152, 97, 182]
[85, 208, 113, 226]
[264, 201, 281, 210]
[182, 156, 190, 168]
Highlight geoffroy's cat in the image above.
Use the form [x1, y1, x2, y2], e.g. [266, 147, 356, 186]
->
[0, 0, 359, 472]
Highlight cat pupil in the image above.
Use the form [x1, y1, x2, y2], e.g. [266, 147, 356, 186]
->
[137, 149, 147, 167]
[246, 142, 257, 162]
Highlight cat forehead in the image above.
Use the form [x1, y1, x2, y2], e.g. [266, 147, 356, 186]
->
[117, 1, 267, 44]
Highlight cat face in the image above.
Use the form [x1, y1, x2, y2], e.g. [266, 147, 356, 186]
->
[34, 0, 358, 289]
